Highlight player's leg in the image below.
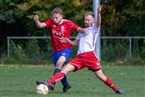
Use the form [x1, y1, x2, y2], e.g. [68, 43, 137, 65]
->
[47, 55, 84, 92]
[56, 56, 72, 92]
[47, 63, 75, 84]
[36, 55, 83, 92]
[55, 48, 72, 92]
[55, 56, 67, 83]
[36, 63, 75, 92]
[94, 70, 125, 94]
[84, 51, 125, 94]
[52, 48, 72, 92]
[94, 70, 117, 90]
[36, 51, 60, 90]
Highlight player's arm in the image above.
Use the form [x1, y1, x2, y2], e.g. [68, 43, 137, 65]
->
[34, 15, 46, 28]
[96, 5, 102, 28]
[60, 37, 79, 46]
[70, 20, 86, 33]
[77, 27, 87, 33]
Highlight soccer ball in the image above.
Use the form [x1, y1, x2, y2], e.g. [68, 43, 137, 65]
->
[36, 84, 49, 95]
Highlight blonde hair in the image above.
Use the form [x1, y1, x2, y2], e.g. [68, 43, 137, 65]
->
[85, 11, 94, 17]
[51, 7, 63, 15]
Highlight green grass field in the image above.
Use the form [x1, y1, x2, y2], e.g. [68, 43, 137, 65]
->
[0, 65, 145, 97]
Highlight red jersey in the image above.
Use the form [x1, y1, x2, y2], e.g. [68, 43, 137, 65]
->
[44, 18, 79, 52]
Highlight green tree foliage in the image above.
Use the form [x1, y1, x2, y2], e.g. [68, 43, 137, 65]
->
[0, 0, 145, 60]
[122, 0, 145, 36]
[0, 0, 27, 55]
[101, 0, 145, 36]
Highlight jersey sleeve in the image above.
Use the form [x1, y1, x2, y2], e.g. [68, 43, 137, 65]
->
[69, 20, 79, 31]
[44, 18, 52, 28]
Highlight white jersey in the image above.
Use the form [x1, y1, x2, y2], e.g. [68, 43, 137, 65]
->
[76, 23, 100, 55]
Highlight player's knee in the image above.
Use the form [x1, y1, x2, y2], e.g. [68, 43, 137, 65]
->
[57, 61, 65, 66]
[61, 70, 67, 75]
[61, 64, 74, 73]
[56, 62, 64, 69]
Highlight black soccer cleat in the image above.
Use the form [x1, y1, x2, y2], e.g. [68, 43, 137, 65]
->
[36, 80, 47, 85]
[63, 84, 71, 93]
[116, 89, 126, 94]
[36, 80, 55, 90]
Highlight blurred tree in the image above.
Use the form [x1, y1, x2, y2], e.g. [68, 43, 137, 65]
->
[101, 0, 145, 36]
[0, 0, 27, 55]
[0, 0, 144, 57]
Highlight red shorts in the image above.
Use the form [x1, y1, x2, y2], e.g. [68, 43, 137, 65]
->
[68, 51, 101, 71]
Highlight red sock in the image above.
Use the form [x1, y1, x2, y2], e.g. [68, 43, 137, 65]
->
[47, 72, 65, 84]
[104, 76, 118, 91]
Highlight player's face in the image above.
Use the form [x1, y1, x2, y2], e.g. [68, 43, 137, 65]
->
[52, 13, 63, 24]
[84, 15, 94, 27]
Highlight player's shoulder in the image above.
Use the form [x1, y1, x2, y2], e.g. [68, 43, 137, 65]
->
[63, 19, 74, 24]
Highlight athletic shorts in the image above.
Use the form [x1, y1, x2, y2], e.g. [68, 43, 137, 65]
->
[52, 48, 72, 66]
[68, 51, 101, 71]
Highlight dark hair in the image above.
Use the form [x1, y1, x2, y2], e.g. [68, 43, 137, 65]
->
[51, 7, 63, 15]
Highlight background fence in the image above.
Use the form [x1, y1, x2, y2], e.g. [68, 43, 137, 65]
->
[101, 36, 145, 59]
[6, 36, 145, 64]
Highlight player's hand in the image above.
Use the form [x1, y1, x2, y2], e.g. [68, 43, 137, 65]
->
[78, 27, 87, 33]
[34, 15, 39, 21]
[82, 28, 87, 32]
[60, 37, 70, 43]
[98, 5, 103, 13]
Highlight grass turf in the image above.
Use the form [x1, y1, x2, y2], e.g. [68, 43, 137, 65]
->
[0, 65, 145, 97]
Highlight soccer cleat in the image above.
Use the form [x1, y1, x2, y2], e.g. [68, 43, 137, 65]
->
[63, 84, 71, 93]
[116, 89, 126, 94]
[36, 80, 55, 90]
